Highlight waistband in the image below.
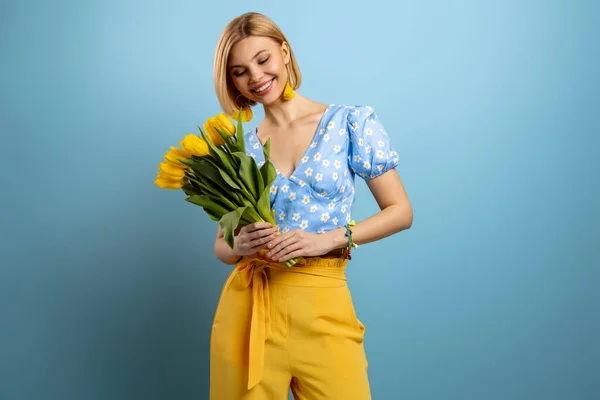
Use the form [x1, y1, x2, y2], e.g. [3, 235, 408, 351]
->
[225, 249, 348, 390]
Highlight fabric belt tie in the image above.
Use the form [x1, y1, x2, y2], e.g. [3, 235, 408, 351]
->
[223, 250, 348, 390]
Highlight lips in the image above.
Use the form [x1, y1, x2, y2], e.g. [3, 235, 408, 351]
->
[251, 78, 275, 95]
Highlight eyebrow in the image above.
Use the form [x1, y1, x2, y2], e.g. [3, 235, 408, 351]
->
[229, 49, 269, 69]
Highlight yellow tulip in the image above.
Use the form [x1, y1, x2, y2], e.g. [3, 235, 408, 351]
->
[164, 146, 191, 167]
[203, 117, 225, 146]
[214, 113, 236, 136]
[180, 134, 210, 156]
[154, 171, 184, 189]
[158, 161, 185, 178]
[155, 176, 184, 189]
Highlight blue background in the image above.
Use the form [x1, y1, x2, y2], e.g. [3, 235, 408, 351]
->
[1, 0, 598, 399]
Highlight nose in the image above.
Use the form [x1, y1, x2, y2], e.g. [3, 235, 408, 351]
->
[247, 66, 264, 85]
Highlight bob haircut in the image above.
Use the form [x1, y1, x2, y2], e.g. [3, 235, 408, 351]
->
[213, 12, 302, 116]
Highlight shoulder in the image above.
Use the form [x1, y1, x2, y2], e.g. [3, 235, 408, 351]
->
[324, 104, 375, 121]
[337, 105, 378, 134]
[345, 104, 375, 119]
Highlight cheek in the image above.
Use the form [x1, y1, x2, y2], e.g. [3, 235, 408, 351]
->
[266, 58, 286, 75]
[231, 75, 249, 93]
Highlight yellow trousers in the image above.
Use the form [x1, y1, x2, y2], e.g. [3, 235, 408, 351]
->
[210, 250, 371, 399]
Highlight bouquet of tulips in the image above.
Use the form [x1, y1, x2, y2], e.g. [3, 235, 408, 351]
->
[154, 112, 298, 268]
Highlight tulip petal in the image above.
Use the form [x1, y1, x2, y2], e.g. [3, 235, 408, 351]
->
[165, 146, 191, 166]
[216, 113, 236, 136]
[180, 134, 210, 157]
[158, 162, 185, 178]
[203, 117, 225, 146]
[155, 176, 183, 189]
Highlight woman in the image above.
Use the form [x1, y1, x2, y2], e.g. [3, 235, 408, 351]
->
[210, 12, 413, 399]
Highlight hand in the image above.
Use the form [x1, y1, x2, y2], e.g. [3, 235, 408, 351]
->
[265, 229, 336, 263]
[233, 222, 279, 257]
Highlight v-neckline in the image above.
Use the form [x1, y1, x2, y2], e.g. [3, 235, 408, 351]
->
[253, 104, 333, 180]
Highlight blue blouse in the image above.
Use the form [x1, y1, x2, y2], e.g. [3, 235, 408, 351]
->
[244, 104, 399, 235]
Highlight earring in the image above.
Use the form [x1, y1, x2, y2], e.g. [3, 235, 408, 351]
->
[233, 94, 253, 122]
[232, 107, 253, 122]
[283, 82, 296, 101]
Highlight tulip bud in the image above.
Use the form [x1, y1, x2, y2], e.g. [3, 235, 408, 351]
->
[180, 134, 210, 156]
[158, 162, 185, 178]
[215, 113, 236, 136]
[202, 118, 224, 146]
[154, 171, 184, 189]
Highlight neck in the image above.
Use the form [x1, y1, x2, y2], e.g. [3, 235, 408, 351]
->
[262, 94, 309, 129]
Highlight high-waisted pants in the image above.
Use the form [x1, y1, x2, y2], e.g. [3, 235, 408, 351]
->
[210, 250, 371, 399]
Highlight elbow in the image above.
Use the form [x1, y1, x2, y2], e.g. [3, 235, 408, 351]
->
[398, 203, 413, 231]
[405, 210, 413, 230]
[214, 239, 241, 265]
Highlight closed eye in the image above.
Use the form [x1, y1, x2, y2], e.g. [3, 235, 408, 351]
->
[232, 57, 269, 77]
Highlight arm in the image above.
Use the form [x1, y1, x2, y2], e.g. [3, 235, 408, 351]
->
[323, 168, 413, 249]
[265, 169, 413, 262]
[214, 225, 243, 265]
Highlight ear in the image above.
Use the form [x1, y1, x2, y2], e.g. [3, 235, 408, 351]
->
[280, 41, 291, 64]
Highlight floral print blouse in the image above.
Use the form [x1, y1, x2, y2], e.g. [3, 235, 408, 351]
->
[244, 104, 399, 235]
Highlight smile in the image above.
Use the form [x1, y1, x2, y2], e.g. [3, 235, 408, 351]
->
[252, 78, 274, 95]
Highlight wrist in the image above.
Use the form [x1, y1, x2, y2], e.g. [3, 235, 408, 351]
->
[325, 226, 349, 252]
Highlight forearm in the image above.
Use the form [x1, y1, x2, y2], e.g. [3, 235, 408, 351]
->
[214, 237, 242, 265]
[324, 203, 413, 251]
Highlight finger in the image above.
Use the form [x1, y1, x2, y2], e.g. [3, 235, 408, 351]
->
[265, 229, 293, 248]
[249, 231, 279, 248]
[273, 241, 302, 261]
[245, 222, 274, 233]
[267, 233, 297, 258]
[278, 247, 302, 262]
[265, 233, 287, 252]
[249, 226, 278, 241]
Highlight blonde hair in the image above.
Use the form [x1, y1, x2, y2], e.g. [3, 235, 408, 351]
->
[213, 12, 302, 116]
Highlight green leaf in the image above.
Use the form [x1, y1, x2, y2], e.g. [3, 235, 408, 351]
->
[259, 159, 277, 190]
[197, 125, 236, 175]
[232, 152, 263, 202]
[214, 127, 239, 153]
[205, 209, 221, 221]
[175, 157, 194, 167]
[235, 111, 245, 152]
[238, 198, 264, 222]
[262, 137, 272, 160]
[185, 195, 230, 219]
[259, 137, 278, 187]
[219, 206, 250, 249]
[214, 163, 244, 192]
[213, 128, 242, 172]
[184, 175, 240, 212]
[189, 158, 246, 203]
[181, 183, 200, 196]
[207, 191, 238, 211]
[256, 184, 276, 225]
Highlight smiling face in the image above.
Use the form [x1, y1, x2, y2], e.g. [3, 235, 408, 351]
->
[227, 35, 291, 107]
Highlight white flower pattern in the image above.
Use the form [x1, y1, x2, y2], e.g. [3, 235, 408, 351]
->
[243, 104, 398, 234]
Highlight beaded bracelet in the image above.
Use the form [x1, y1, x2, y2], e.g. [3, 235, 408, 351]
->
[341, 220, 359, 259]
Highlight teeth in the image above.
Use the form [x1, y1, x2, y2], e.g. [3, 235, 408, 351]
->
[255, 79, 273, 93]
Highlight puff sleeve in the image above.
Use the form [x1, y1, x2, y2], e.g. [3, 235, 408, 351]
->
[347, 105, 399, 179]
